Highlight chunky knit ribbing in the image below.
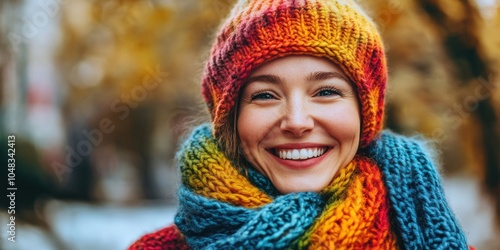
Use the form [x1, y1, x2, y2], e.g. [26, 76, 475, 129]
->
[129, 125, 470, 249]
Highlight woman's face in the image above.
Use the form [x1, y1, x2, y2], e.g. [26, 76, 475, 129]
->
[237, 55, 360, 194]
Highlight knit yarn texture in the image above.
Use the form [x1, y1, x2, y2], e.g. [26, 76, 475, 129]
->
[142, 124, 465, 250]
[202, 0, 386, 147]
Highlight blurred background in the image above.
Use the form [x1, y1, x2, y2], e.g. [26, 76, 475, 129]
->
[0, 0, 499, 249]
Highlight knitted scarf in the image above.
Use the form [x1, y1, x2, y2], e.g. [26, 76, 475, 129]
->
[130, 124, 469, 249]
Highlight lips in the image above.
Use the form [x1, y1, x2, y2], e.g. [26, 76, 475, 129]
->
[268, 144, 331, 170]
[276, 147, 327, 160]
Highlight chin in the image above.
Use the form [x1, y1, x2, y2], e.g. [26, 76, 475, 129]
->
[275, 182, 326, 194]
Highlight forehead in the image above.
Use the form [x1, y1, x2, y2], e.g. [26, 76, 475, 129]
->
[243, 55, 353, 91]
[248, 55, 346, 77]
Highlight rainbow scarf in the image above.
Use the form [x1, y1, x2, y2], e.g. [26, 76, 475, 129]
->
[173, 124, 469, 249]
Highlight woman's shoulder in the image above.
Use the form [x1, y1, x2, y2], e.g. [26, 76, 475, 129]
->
[128, 224, 189, 250]
[368, 130, 446, 199]
[372, 130, 437, 155]
[368, 130, 441, 174]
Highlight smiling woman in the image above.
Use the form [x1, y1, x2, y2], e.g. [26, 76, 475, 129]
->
[238, 56, 360, 193]
[129, 0, 473, 249]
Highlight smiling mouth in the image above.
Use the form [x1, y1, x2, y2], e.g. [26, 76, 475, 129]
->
[273, 147, 328, 160]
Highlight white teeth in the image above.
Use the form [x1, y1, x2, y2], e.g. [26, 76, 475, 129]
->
[299, 149, 308, 159]
[277, 147, 327, 160]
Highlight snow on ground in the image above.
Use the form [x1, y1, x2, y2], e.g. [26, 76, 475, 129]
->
[1, 200, 178, 250]
[1, 176, 499, 250]
[443, 176, 500, 250]
[43, 200, 178, 250]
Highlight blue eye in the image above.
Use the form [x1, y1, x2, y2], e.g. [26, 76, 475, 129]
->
[316, 87, 341, 97]
[251, 92, 275, 100]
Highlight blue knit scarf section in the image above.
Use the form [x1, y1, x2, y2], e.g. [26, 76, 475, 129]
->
[174, 127, 469, 249]
[368, 131, 468, 249]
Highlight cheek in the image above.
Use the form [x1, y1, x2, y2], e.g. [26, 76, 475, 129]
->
[237, 107, 269, 151]
[237, 105, 281, 158]
[237, 108, 254, 146]
[320, 102, 361, 139]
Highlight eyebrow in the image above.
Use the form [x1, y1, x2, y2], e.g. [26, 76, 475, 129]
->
[245, 71, 349, 85]
[306, 71, 349, 82]
[245, 74, 283, 84]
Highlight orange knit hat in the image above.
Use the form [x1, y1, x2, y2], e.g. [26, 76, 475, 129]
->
[201, 0, 387, 148]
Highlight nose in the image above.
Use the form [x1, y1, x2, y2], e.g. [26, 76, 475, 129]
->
[280, 97, 314, 136]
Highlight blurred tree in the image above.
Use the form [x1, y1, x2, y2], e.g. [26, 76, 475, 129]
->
[417, 0, 500, 225]
[54, 0, 234, 201]
[361, 0, 500, 228]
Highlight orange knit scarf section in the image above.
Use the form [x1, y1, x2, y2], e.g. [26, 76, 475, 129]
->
[298, 156, 398, 249]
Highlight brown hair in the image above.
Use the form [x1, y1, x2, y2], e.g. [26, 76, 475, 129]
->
[215, 100, 250, 170]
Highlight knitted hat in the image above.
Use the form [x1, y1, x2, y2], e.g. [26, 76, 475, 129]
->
[201, 0, 387, 148]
